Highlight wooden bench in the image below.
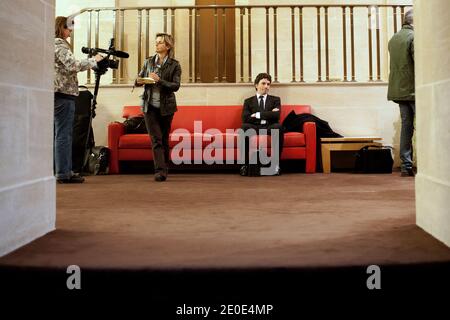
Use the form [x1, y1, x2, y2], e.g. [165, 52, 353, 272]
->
[321, 137, 382, 173]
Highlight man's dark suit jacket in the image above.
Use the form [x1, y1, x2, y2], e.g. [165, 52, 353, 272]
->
[241, 95, 281, 126]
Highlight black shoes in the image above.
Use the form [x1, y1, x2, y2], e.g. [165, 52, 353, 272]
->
[154, 173, 167, 182]
[240, 165, 281, 176]
[401, 168, 415, 177]
[154, 167, 169, 182]
[57, 175, 85, 184]
[274, 167, 282, 176]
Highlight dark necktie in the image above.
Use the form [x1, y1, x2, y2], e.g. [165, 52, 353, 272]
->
[259, 96, 264, 110]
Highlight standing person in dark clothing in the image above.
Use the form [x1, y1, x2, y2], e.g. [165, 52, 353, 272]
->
[388, 9, 415, 177]
[135, 33, 181, 182]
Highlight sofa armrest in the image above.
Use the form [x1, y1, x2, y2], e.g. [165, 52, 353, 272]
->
[303, 122, 316, 173]
[108, 122, 125, 174]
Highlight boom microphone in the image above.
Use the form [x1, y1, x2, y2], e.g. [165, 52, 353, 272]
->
[112, 50, 129, 58]
[81, 47, 129, 58]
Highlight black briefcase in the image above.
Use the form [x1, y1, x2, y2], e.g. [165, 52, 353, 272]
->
[354, 146, 393, 174]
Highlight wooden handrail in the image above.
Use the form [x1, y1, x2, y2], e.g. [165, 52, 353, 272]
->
[72, 4, 412, 14]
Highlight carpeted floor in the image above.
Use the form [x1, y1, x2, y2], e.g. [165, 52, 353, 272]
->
[1, 172, 449, 269]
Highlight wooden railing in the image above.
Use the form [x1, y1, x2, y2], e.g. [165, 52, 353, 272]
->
[70, 3, 413, 85]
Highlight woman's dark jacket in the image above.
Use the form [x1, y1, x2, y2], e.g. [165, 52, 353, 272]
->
[138, 55, 181, 116]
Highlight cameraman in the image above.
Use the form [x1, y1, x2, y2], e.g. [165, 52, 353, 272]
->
[54, 16, 103, 183]
[135, 33, 181, 182]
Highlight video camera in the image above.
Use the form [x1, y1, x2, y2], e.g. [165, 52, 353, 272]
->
[78, 38, 130, 152]
[82, 38, 129, 75]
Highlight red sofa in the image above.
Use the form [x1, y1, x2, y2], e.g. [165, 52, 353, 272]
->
[108, 105, 316, 173]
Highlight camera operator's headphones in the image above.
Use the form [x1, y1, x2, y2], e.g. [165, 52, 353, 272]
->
[64, 15, 75, 30]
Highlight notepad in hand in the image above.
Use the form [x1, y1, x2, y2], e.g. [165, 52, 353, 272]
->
[138, 77, 156, 84]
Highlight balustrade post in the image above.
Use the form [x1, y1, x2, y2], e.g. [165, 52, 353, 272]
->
[368, 6, 374, 81]
[171, 8, 175, 57]
[214, 8, 219, 82]
[299, 6, 304, 82]
[273, 7, 278, 82]
[376, 6, 381, 81]
[87, 10, 92, 84]
[239, 8, 244, 82]
[137, 9, 142, 73]
[325, 6, 329, 81]
[350, 6, 356, 81]
[248, 8, 252, 82]
[291, 7, 296, 82]
[222, 8, 227, 82]
[342, 7, 348, 82]
[189, 8, 193, 82]
[265, 7, 270, 74]
[317, 6, 322, 82]
[112, 10, 117, 84]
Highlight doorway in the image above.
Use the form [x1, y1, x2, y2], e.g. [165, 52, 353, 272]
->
[195, 0, 236, 82]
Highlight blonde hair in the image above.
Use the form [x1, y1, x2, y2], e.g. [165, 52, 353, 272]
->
[55, 16, 67, 39]
[156, 33, 175, 58]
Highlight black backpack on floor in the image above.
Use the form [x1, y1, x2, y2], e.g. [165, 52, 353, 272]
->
[84, 146, 110, 175]
[354, 146, 393, 174]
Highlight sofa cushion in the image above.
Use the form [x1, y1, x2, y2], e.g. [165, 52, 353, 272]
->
[119, 134, 151, 148]
[118, 132, 305, 149]
[247, 132, 305, 148]
[283, 132, 306, 147]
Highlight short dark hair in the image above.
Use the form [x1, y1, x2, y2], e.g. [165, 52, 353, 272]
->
[254, 73, 272, 87]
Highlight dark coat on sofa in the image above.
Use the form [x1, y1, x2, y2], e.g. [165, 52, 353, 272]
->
[282, 111, 341, 138]
[282, 111, 341, 172]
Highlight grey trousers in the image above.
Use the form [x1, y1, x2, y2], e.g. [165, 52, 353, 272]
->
[398, 101, 415, 171]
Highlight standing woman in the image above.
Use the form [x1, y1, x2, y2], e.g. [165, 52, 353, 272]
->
[135, 33, 181, 182]
[54, 16, 103, 183]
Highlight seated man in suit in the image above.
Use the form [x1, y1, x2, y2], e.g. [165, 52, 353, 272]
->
[240, 73, 283, 176]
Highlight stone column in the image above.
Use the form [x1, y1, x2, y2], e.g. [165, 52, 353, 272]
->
[0, 0, 56, 256]
[415, 0, 450, 246]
